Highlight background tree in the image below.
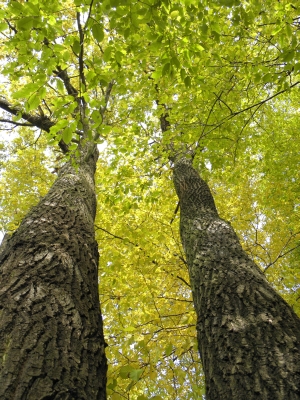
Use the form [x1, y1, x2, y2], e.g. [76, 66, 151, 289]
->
[0, 0, 300, 399]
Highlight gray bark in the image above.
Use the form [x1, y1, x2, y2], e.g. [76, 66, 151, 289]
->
[0, 142, 107, 399]
[173, 157, 300, 400]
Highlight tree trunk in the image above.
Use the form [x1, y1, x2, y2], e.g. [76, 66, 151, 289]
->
[0, 142, 107, 400]
[173, 157, 300, 400]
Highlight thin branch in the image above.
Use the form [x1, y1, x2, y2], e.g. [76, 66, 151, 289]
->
[4, 18, 17, 34]
[157, 295, 193, 303]
[84, 0, 95, 31]
[176, 275, 191, 288]
[264, 232, 300, 272]
[95, 225, 190, 286]
[94, 80, 115, 141]
[0, 118, 33, 127]
[76, 12, 87, 91]
[95, 225, 140, 248]
[100, 80, 115, 118]
[233, 102, 264, 164]
[170, 201, 180, 224]
[203, 81, 300, 138]
[201, 91, 223, 138]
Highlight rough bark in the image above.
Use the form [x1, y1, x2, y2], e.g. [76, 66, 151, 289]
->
[173, 157, 300, 400]
[0, 142, 107, 399]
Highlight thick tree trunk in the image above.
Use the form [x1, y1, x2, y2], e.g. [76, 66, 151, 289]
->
[0, 142, 107, 399]
[173, 157, 300, 400]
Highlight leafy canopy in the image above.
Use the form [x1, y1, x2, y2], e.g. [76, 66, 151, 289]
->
[0, 0, 300, 398]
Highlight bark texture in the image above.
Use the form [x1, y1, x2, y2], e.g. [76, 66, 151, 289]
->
[0, 142, 107, 399]
[173, 157, 300, 400]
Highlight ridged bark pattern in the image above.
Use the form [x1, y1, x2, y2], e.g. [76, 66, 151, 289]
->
[0, 143, 107, 400]
[173, 157, 300, 400]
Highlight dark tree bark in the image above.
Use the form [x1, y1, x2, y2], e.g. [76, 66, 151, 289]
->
[0, 141, 107, 399]
[173, 157, 300, 400]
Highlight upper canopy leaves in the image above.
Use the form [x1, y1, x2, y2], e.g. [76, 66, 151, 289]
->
[0, 0, 300, 398]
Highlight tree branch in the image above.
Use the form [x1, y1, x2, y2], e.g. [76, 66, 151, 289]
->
[0, 96, 68, 153]
[0, 97, 54, 132]
[53, 67, 78, 97]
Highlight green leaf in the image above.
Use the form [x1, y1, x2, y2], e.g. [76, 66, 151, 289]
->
[180, 68, 186, 81]
[103, 46, 113, 62]
[56, 79, 65, 94]
[50, 119, 69, 135]
[17, 17, 34, 30]
[62, 127, 73, 144]
[294, 63, 300, 73]
[151, 69, 162, 81]
[162, 62, 171, 76]
[107, 378, 118, 390]
[12, 83, 40, 99]
[48, 15, 56, 26]
[91, 110, 103, 126]
[123, 28, 131, 39]
[92, 24, 104, 42]
[217, 0, 239, 6]
[27, 94, 40, 111]
[119, 365, 135, 379]
[282, 50, 295, 62]
[184, 75, 191, 88]
[124, 326, 135, 332]
[62, 121, 77, 144]
[129, 368, 143, 382]
[115, 51, 123, 64]
[0, 22, 7, 32]
[72, 39, 81, 55]
[12, 112, 22, 122]
[170, 10, 179, 19]
[286, 24, 292, 38]
[165, 342, 173, 356]
[262, 72, 273, 83]
[10, 1, 23, 14]
[171, 56, 180, 69]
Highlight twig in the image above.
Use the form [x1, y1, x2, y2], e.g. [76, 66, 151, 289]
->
[170, 201, 180, 224]
[202, 81, 300, 138]
[94, 80, 115, 141]
[0, 118, 33, 127]
[84, 0, 95, 31]
[76, 12, 86, 92]
[99, 80, 115, 118]
[264, 231, 300, 272]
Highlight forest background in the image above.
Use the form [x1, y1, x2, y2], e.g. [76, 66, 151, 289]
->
[0, 0, 300, 398]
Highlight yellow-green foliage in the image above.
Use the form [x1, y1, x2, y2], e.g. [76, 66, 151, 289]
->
[0, 130, 55, 232]
[0, 0, 300, 397]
